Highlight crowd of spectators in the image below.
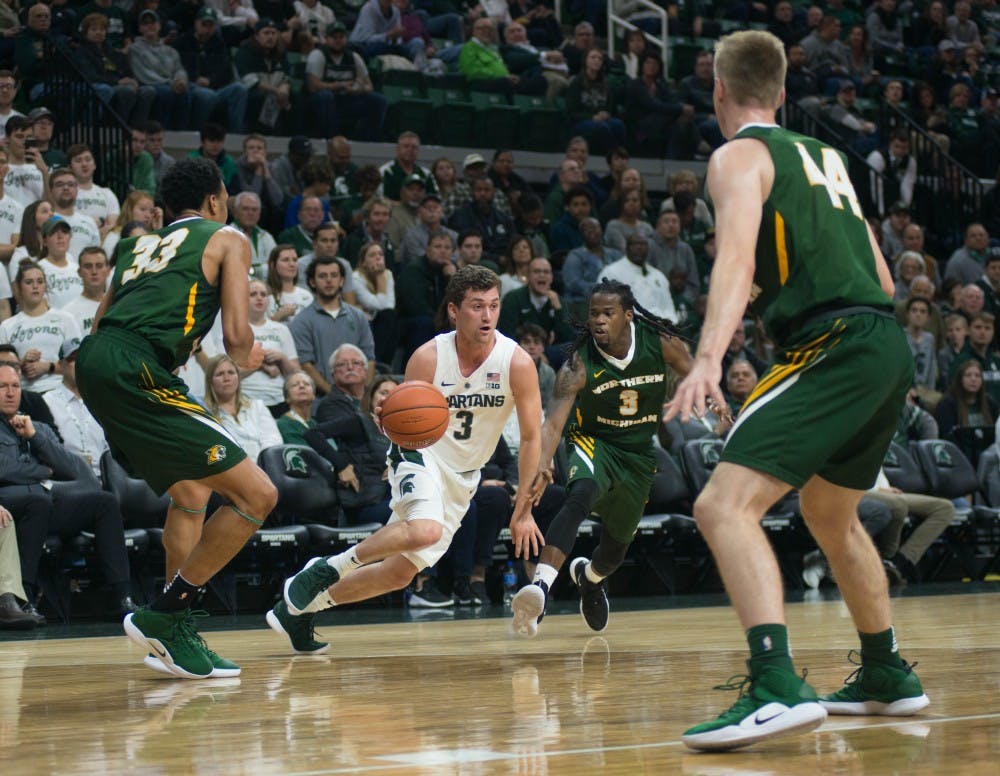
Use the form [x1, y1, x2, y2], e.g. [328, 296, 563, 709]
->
[1, 0, 1000, 622]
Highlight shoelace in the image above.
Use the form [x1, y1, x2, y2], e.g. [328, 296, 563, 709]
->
[176, 609, 212, 653]
[840, 649, 918, 684]
[713, 666, 813, 696]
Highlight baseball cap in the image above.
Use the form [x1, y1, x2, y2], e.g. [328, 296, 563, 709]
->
[41, 217, 72, 237]
[889, 200, 911, 214]
[938, 39, 957, 52]
[5, 115, 32, 135]
[288, 135, 312, 155]
[463, 153, 486, 168]
[254, 17, 278, 33]
[138, 9, 159, 23]
[421, 193, 442, 205]
[837, 79, 856, 92]
[326, 20, 347, 35]
[28, 107, 54, 123]
[402, 173, 426, 188]
[196, 6, 219, 22]
[60, 337, 81, 361]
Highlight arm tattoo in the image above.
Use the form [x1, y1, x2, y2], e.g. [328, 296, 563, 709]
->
[553, 353, 584, 400]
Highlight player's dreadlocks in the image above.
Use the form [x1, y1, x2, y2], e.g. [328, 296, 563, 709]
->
[564, 277, 694, 358]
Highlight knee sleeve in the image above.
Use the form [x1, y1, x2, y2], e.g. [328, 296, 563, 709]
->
[592, 535, 631, 577]
[545, 479, 600, 556]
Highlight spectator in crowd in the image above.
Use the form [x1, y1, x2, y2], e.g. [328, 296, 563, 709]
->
[948, 0, 982, 47]
[660, 169, 713, 226]
[60, 246, 108, 336]
[129, 10, 215, 131]
[399, 193, 457, 265]
[101, 191, 161, 261]
[293, 0, 335, 43]
[296, 222, 358, 306]
[387, 174, 425, 248]
[560, 21, 594, 76]
[463, 153, 512, 215]
[500, 21, 569, 105]
[378, 131, 434, 201]
[67, 144, 120, 232]
[566, 48, 626, 153]
[353, 241, 397, 367]
[42, 339, 108, 478]
[0, 158, 18, 317]
[945, 223, 995, 285]
[0, 346, 55, 425]
[599, 166, 650, 225]
[36, 219, 82, 309]
[8, 201, 53, 274]
[284, 161, 333, 230]
[231, 192, 277, 279]
[233, 135, 285, 235]
[431, 157, 469, 220]
[894, 273, 945, 345]
[455, 228, 498, 272]
[517, 322, 556, 407]
[721, 321, 771, 382]
[909, 0, 948, 53]
[939, 313, 969, 387]
[548, 185, 593, 256]
[946, 82, 982, 169]
[956, 282, 986, 324]
[448, 177, 515, 263]
[328, 135, 358, 202]
[487, 150, 529, 213]
[515, 192, 550, 259]
[604, 189, 654, 254]
[602, 234, 676, 321]
[77, 14, 156, 126]
[802, 15, 849, 92]
[270, 135, 313, 209]
[202, 354, 283, 461]
[615, 28, 647, 79]
[237, 278, 301, 414]
[266, 244, 313, 323]
[0, 71, 23, 140]
[625, 52, 698, 159]
[80, 0, 129, 49]
[845, 23, 879, 97]
[4, 116, 47, 206]
[0, 508, 39, 628]
[597, 146, 629, 195]
[48, 168, 101, 258]
[867, 129, 916, 216]
[396, 231, 454, 362]
[499, 233, 535, 297]
[562, 217, 621, 306]
[936, 357, 997, 439]
[305, 367, 395, 526]
[13, 4, 51, 102]
[680, 49, 722, 151]
[277, 195, 327, 256]
[142, 120, 175, 189]
[867, 0, 905, 68]
[498, 256, 574, 359]
[350, 0, 423, 61]
[543, 157, 584, 222]
[189, 123, 240, 193]
[785, 43, 821, 109]
[276, 370, 318, 445]
[893, 250, 926, 301]
[769, 0, 808, 49]
[724, 358, 757, 415]
[235, 18, 294, 134]
[905, 297, 939, 399]
[459, 17, 545, 98]
[290, 255, 375, 394]
[306, 21, 388, 142]
[648, 209, 699, 300]
[672, 189, 711, 263]
[909, 80, 951, 151]
[822, 79, 880, 155]
[560, 135, 608, 206]
[204, 0, 260, 45]
[951, 310, 1000, 402]
[343, 195, 394, 268]
[898, 222, 939, 286]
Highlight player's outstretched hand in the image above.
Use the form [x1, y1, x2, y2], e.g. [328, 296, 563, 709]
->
[663, 356, 725, 425]
[510, 506, 544, 559]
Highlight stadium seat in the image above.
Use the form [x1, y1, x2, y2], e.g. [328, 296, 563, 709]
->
[882, 441, 929, 494]
[426, 85, 476, 146]
[513, 94, 564, 152]
[645, 447, 692, 515]
[383, 84, 434, 140]
[469, 89, 521, 149]
[257, 445, 343, 526]
[679, 437, 723, 493]
[909, 439, 979, 501]
[101, 451, 170, 529]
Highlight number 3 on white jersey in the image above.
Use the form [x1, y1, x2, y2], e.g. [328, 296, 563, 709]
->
[121, 229, 190, 285]
[794, 143, 863, 220]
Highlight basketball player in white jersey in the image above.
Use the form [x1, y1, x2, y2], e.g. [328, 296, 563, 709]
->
[267, 265, 545, 652]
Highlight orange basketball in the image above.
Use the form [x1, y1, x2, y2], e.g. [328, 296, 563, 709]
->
[380, 380, 450, 450]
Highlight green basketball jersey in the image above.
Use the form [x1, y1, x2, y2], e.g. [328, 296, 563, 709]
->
[736, 125, 891, 346]
[100, 217, 227, 370]
[570, 321, 667, 452]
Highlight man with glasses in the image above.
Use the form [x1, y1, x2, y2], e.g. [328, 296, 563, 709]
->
[0, 71, 24, 140]
[3, 115, 48, 206]
[49, 168, 101, 257]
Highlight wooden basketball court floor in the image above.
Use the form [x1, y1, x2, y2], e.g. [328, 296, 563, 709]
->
[1, 590, 998, 775]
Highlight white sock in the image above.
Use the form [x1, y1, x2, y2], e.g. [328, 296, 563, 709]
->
[303, 590, 336, 613]
[327, 549, 363, 579]
[584, 561, 605, 584]
[533, 563, 558, 590]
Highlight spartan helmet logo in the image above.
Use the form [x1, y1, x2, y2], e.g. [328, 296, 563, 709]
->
[205, 444, 227, 464]
[700, 440, 721, 467]
[283, 447, 309, 475]
[400, 473, 416, 495]
[932, 443, 952, 467]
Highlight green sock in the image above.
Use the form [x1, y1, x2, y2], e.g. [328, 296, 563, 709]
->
[746, 623, 795, 676]
[859, 627, 905, 668]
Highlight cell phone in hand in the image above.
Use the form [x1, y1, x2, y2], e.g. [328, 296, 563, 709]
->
[23, 138, 39, 149]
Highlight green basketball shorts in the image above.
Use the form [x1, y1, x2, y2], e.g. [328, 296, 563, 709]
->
[565, 431, 657, 544]
[76, 326, 246, 495]
[722, 312, 913, 490]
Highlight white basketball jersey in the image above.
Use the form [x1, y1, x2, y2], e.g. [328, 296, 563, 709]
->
[430, 330, 517, 472]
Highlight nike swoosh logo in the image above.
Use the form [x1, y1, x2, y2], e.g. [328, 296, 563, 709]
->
[754, 711, 783, 725]
[151, 643, 167, 659]
[593, 370, 605, 378]
[441, 382, 454, 387]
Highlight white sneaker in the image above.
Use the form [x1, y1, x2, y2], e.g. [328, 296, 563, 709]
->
[511, 583, 547, 638]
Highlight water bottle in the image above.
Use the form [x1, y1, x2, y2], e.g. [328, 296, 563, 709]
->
[502, 561, 518, 607]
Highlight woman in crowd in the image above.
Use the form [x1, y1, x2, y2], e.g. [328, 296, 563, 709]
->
[9, 200, 54, 280]
[625, 52, 698, 158]
[499, 234, 536, 297]
[845, 24, 879, 97]
[893, 250, 927, 301]
[0, 262, 82, 393]
[266, 244, 312, 322]
[36, 218, 81, 309]
[566, 48, 627, 154]
[203, 354, 283, 462]
[603, 188, 654, 253]
[935, 360, 997, 441]
[599, 166, 650, 224]
[276, 369, 318, 446]
[431, 157, 467, 220]
[352, 241, 397, 368]
[101, 190, 162, 260]
[245, 278, 300, 415]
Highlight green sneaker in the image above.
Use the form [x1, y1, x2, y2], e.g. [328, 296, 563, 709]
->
[144, 649, 241, 678]
[284, 557, 340, 615]
[124, 607, 213, 679]
[820, 651, 929, 716]
[266, 600, 330, 654]
[682, 665, 828, 751]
